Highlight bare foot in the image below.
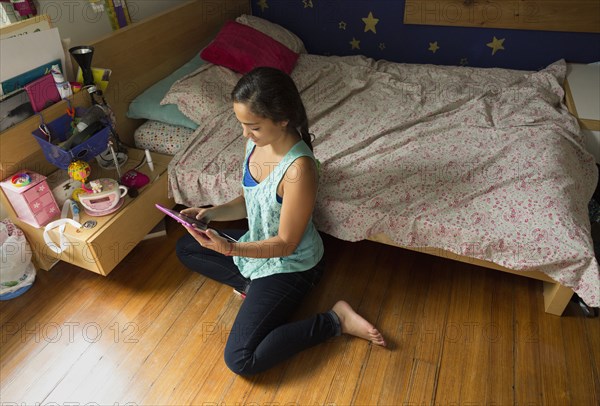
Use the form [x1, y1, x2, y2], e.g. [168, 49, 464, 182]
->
[332, 300, 386, 347]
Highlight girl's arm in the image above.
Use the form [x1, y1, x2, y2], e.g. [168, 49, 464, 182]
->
[181, 194, 247, 223]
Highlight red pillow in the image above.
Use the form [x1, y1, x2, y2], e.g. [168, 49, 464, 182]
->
[200, 21, 299, 74]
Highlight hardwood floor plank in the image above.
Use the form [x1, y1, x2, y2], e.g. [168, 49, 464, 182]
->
[486, 272, 516, 405]
[538, 301, 570, 405]
[513, 278, 544, 405]
[582, 301, 600, 402]
[2, 249, 145, 387]
[115, 276, 223, 403]
[434, 260, 476, 405]
[0, 264, 99, 362]
[43, 247, 189, 404]
[219, 350, 289, 405]
[190, 293, 245, 404]
[325, 243, 394, 405]
[0, 274, 94, 384]
[1, 236, 176, 404]
[376, 252, 435, 405]
[139, 281, 235, 405]
[561, 303, 600, 406]
[413, 257, 453, 362]
[91, 271, 204, 405]
[351, 245, 416, 405]
[404, 357, 438, 405]
[456, 266, 492, 405]
[400, 257, 453, 404]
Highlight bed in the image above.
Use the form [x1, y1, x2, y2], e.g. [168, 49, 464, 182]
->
[88, 0, 598, 315]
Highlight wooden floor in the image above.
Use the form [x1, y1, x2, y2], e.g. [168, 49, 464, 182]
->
[1, 218, 599, 405]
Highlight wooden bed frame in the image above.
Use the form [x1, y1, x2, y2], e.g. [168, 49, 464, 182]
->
[9, 0, 580, 315]
[90, 0, 581, 315]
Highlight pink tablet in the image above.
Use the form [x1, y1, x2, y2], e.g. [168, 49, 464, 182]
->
[155, 204, 209, 229]
[155, 204, 237, 242]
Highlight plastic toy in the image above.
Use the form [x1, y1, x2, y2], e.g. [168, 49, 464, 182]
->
[67, 160, 92, 199]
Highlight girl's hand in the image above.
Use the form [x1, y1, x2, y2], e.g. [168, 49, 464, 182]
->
[185, 227, 232, 255]
[180, 207, 213, 223]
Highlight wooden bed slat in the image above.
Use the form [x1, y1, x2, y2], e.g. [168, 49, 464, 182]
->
[404, 0, 600, 33]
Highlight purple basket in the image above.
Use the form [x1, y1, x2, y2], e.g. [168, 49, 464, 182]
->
[32, 107, 111, 170]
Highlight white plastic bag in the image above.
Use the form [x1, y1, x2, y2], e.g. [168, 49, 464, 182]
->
[0, 219, 35, 299]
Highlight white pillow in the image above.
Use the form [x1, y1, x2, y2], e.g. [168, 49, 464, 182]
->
[235, 14, 307, 54]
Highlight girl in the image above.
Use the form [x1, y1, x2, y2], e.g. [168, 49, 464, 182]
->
[176, 67, 385, 376]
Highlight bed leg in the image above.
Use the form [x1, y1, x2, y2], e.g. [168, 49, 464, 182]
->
[542, 282, 573, 316]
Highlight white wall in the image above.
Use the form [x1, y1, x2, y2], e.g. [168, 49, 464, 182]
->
[35, 0, 188, 45]
[127, 1, 190, 23]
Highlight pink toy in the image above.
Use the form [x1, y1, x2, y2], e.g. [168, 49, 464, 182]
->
[120, 170, 150, 189]
[0, 171, 60, 228]
[78, 178, 128, 217]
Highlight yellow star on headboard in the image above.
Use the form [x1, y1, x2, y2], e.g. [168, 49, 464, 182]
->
[350, 37, 361, 50]
[257, 0, 268, 12]
[339, 21, 347, 30]
[428, 41, 440, 53]
[362, 12, 379, 34]
[486, 36, 505, 56]
[303, 0, 313, 8]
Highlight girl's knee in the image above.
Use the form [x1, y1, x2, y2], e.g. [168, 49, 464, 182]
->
[224, 349, 254, 376]
[175, 237, 187, 260]
[175, 234, 196, 259]
[224, 335, 262, 376]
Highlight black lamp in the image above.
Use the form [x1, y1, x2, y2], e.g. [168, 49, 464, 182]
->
[69, 45, 95, 90]
[69, 45, 126, 167]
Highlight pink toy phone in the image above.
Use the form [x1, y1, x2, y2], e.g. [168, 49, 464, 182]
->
[155, 204, 237, 242]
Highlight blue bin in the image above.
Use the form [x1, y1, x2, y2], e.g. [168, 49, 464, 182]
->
[32, 107, 111, 170]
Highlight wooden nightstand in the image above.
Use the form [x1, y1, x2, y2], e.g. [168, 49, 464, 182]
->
[1, 148, 174, 275]
[564, 63, 600, 164]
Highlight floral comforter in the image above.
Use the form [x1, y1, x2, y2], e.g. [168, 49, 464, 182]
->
[165, 55, 599, 306]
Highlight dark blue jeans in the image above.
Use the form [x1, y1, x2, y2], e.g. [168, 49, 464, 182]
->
[176, 230, 340, 375]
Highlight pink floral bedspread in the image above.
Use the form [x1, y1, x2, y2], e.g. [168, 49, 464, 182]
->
[166, 56, 599, 306]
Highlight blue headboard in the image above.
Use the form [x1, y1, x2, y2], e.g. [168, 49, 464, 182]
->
[251, 0, 600, 70]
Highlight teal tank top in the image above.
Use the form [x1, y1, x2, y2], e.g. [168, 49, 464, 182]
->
[233, 139, 324, 280]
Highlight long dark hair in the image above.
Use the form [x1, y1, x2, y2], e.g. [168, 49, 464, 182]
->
[231, 67, 314, 151]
